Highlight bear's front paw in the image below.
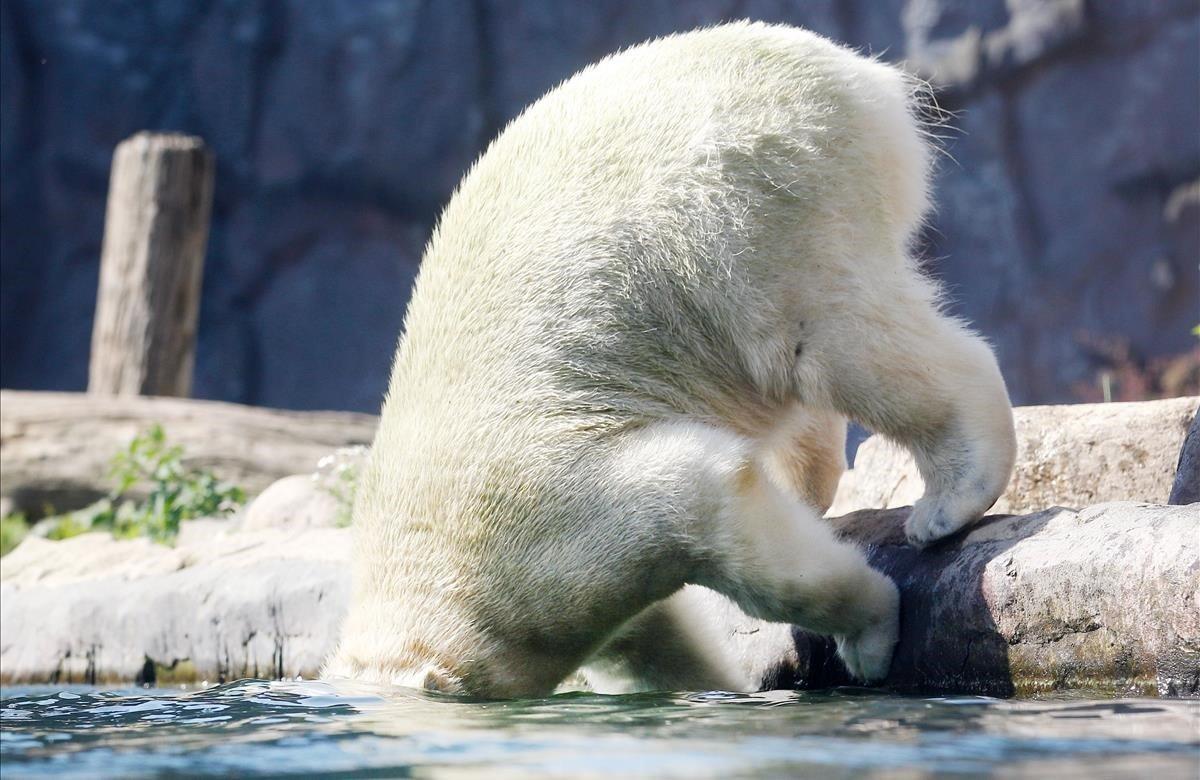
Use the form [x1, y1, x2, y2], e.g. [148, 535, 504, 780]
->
[905, 497, 954, 548]
[905, 494, 982, 548]
[835, 576, 899, 683]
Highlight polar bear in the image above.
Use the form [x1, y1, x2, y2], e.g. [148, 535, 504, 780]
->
[323, 22, 1016, 697]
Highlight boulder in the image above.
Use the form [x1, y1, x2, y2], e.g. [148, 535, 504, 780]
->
[0, 390, 378, 518]
[240, 475, 343, 532]
[2, 501, 1194, 697]
[0, 527, 350, 685]
[812, 502, 1199, 697]
[831, 397, 1199, 516]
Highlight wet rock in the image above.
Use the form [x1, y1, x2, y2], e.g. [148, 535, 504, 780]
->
[832, 397, 1199, 516]
[833, 501, 1199, 697]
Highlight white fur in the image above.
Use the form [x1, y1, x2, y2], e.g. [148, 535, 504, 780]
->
[323, 22, 1016, 697]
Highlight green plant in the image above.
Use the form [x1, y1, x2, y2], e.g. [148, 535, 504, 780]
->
[45, 511, 90, 541]
[41, 425, 244, 546]
[1, 512, 29, 557]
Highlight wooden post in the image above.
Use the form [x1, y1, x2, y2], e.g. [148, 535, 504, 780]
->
[88, 132, 214, 398]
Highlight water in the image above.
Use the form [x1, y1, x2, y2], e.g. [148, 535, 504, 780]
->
[2, 680, 1197, 778]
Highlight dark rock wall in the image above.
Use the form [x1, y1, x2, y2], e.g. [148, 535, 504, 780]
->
[1, 0, 1197, 411]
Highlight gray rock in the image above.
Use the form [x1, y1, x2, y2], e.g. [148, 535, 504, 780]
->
[832, 397, 1199, 516]
[0, 527, 350, 685]
[240, 475, 342, 532]
[2, 501, 1194, 696]
[1168, 408, 1200, 505]
[830, 502, 1199, 696]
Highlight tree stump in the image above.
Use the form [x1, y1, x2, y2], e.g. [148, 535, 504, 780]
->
[88, 132, 215, 398]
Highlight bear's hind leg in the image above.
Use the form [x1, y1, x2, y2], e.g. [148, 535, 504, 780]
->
[581, 588, 754, 694]
[760, 404, 847, 514]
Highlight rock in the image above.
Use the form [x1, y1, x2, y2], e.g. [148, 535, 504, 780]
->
[1168, 408, 1200, 505]
[924, 91, 1030, 354]
[240, 475, 342, 532]
[0, 390, 378, 518]
[2, 501, 1194, 696]
[174, 517, 235, 547]
[830, 502, 1199, 696]
[2, 2, 1198, 409]
[220, 199, 426, 412]
[832, 397, 1199, 516]
[1006, 18, 1200, 401]
[0, 527, 350, 685]
[253, 0, 484, 210]
[981, 0, 1086, 76]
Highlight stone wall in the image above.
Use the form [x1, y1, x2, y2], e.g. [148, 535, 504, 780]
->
[1, 0, 1197, 411]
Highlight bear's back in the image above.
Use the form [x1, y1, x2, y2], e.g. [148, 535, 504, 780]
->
[390, 24, 912, 439]
[363, 19, 932, 557]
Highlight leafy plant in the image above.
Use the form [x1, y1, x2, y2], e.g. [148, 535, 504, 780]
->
[36, 424, 244, 547]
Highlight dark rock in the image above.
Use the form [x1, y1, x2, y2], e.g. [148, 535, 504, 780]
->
[1088, 0, 1200, 44]
[480, 1, 845, 125]
[980, 0, 1086, 78]
[1168, 408, 1200, 505]
[924, 91, 1030, 370]
[213, 197, 425, 411]
[253, 0, 485, 213]
[1008, 18, 1200, 400]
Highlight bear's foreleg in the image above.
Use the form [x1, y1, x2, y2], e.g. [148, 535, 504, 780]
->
[796, 269, 1016, 547]
[611, 421, 899, 682]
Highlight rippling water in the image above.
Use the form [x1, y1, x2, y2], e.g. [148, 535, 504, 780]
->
[2, 680, 1197, 778]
